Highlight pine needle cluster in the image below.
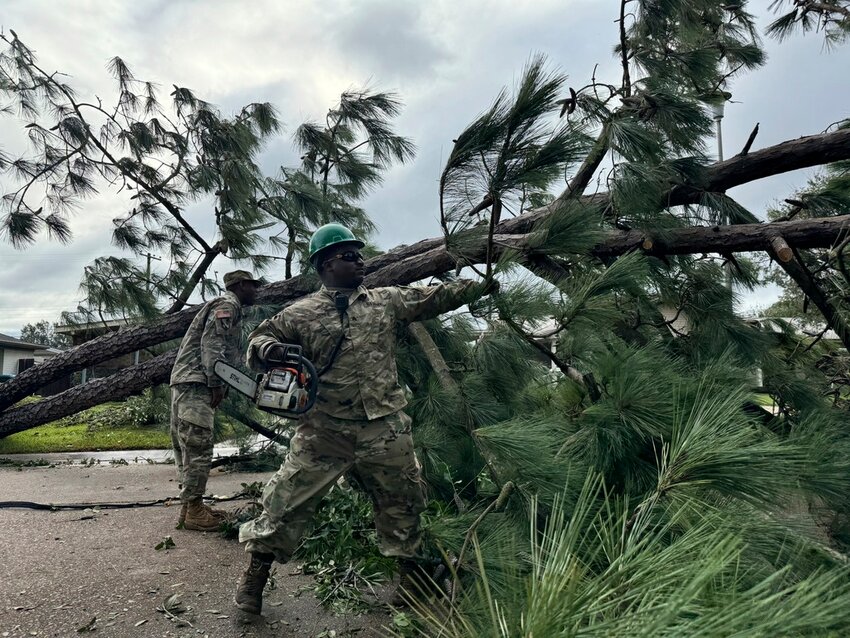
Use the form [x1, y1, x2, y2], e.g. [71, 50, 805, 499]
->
[390, 2, 850, 634]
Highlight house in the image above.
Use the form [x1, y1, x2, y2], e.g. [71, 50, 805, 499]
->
[54, 319, 149, 383]
[0, 332, 58, 376]
[0, 333, 69, 394]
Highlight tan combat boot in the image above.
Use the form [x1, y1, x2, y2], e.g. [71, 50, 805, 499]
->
[204, 502, 230, 520]
[177, 502, 187, 527]
[235, 553, 274, 615]
[183, 499, 225, 532]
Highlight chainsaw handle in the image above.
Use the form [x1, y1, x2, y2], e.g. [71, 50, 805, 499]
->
[291, 355, 318, 415]
[265, 343, 303, 369]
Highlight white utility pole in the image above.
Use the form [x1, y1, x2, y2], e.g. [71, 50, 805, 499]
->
[711, 101, 725, 162]
[711, 101, 733, 292]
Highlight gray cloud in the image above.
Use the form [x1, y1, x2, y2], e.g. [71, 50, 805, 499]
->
[330, 0, 449, 83]
[1, 1, 848, 334]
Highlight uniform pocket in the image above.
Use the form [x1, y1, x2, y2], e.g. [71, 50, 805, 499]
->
[369, 307, 394, 348]
[174, 384, 215, 428]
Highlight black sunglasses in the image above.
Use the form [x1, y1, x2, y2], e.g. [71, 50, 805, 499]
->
[328, 250, 364, 263]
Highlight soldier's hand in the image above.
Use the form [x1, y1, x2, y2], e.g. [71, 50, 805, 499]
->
[210, 385, 227, 408]
[265, 343, 289, 364]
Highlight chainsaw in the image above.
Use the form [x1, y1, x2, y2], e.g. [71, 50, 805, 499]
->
[215, 344, 318, 418]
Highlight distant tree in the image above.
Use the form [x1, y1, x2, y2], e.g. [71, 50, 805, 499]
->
[0, 31, 411, 320]
[19, 319, 69, 349]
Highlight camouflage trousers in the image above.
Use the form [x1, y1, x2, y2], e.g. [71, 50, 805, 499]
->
[239, 410, 426, 562]
[170, 383, 215, 503]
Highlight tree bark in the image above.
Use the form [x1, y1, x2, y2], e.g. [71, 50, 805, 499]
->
[768, 236, 850, 352]
[0, 351, 176, 437]
[662, 127, 850, 208]
[564, 127, 609, 198]
[1, 128, 849, 415]
[587, 213, 850, 258]
[165, 245, 223, 314]
[407, 322, 458, 393]
[501, 313, 601, 401]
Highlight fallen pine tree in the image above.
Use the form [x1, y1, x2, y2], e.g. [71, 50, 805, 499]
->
[1, 127, 849, 428]
[1, 207, 849, 435]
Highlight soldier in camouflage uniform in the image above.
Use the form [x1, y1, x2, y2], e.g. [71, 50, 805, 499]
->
[235, 224, 491, 614]
[170, 270, 260, 531]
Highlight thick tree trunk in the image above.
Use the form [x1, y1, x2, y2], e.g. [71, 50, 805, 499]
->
[0, 276, 317, 413]
[666, 128, 850, 207]
[0, 351, 176, 437]
[0, 128, 848, 419]
[365, 215, 850, 284]
[1, 214, 847, 421]
[3, 212, 848, 435]
[588, 213, 850, 258]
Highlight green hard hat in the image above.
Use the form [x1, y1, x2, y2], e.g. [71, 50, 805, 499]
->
[308, 223, 365, 263]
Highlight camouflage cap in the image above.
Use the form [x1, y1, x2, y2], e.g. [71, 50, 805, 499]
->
[223, 270, 260, 289]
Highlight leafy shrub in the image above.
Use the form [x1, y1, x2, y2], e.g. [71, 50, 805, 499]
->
[296, 484, 395, 614]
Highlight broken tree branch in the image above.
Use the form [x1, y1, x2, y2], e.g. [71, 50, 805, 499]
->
[407, 322, 458, 393]
[165, 244, 225, 314]
[565, 126, 610, 198]
[768, 236, 850, 352]
[769, 234, 795, 262]
[1, 127, 849, 414]
[738, 123, 759, 157]
[500, 313, 600, 401]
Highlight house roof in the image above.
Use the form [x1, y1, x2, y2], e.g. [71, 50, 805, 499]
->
[0, 332, 46, 350]
[54, 318, 132, 335]
[746, 316, 839, 341]
[34, 347, 64, 356]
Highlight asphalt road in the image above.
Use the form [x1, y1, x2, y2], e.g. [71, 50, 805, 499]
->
[0, 463, 394, 637]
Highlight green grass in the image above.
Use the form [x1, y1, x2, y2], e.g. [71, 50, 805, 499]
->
[0, 390, 257, 455]
[0, 423, 171, 454]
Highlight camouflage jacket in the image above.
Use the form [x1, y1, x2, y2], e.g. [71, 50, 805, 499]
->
[247, 281, 478, 420]
[170, 291, 243, 387]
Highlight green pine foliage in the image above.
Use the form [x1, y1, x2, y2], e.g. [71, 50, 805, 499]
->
[388, 1, 850, 634]
[767, 1, 850, 46]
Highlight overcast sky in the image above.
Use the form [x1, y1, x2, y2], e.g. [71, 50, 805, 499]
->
[1, 0, 848, 336]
